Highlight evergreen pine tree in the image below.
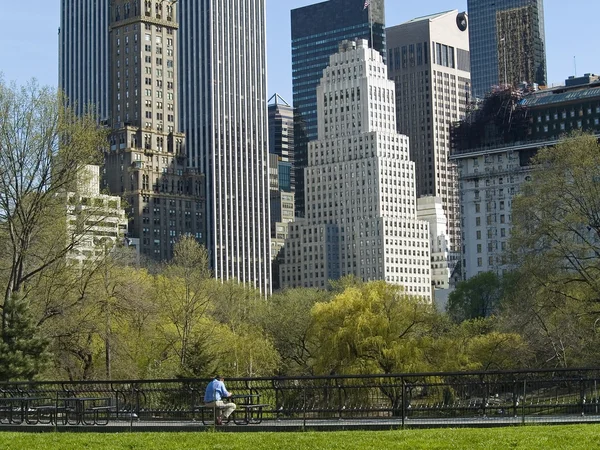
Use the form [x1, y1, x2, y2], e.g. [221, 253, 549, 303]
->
[0, 292, 50, 381]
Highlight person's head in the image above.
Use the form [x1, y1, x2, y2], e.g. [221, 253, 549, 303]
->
[215, 375, 224, 381]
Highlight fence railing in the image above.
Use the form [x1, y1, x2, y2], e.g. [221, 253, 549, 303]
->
[1, 367, 600, 430]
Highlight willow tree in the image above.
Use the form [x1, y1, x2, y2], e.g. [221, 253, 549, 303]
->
[0, 78, 107, 379]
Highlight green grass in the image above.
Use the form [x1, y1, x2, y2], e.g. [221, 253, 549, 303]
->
[1, 425, 599, 450]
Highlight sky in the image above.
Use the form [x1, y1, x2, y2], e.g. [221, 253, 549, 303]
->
[0, 1, 597, 104]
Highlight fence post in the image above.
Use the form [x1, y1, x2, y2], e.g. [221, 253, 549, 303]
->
[581, 378, 586, 416]
[54, 391, 58, 432]
[521, 380, 526, 425]
[401, 378, 405, 430]
[129, 384, 134, 432]
[337, 382, 343, 421]
[302, 385, 307, 431]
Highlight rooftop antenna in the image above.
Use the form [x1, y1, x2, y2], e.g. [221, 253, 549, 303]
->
[574, 56, 577, 77]
[364, 0, 373, 59]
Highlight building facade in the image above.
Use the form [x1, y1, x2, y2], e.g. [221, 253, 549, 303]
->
[59, 0, 271, 293]
[59, 0, 110, 119]
[291, 0, 386, 217]
[386, 10, 470, 281]
[102, 0, 205, 261]
[178, 0, 271, 293]
[451, 76, 600, 280]
[280, 40, 431, 298]
[467, 0, 547, 99]
[269, 94, 295, 193]
[67, 165, 128, 264]
[416, 196, 452, 290]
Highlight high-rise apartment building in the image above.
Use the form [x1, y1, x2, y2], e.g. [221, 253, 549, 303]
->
[102, 0, 205, 261]
[467, 0, 547, 99]
[59, 0, 271, 293]
[291, 0, 386, 217]
[178, 1, 271, 293]
[59, 0, 110, 119]
[386, 10, 470, 280]
[280, 39, 431, 298]
[451, 76, 600, 280]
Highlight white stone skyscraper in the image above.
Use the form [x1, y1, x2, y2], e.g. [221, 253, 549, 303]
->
[178, 0, 271, 293]
[280, 39, 431, 298]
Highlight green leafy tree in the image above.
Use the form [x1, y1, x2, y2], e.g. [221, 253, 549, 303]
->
[511, 131, 600, 304]
[311, 281, 437, 375]
[446, 272, 503, 323]
[154, 236, 212, 377]
[263, 288, 331, 376]
[0, 78, 107, 380]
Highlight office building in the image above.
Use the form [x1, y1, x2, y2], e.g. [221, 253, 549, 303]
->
[386, 10, 470, 283]
[451, 75, 600, 280]
[280, 39, 432, 297]
[59, 0, 110, 119]
[467, 0, 546, 99]
[59, 0, 271, 293]
[178, 0, 271, 293]
[417, 196, 452, 290]
[102, 0, 205, 261]
[291, 0, 386, 217]
[269, 94, 295, 192]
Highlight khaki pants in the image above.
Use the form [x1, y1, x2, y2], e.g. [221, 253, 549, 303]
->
[205, 400, 236, 418]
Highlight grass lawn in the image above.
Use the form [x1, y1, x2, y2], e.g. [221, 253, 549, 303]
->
[1, 425, 598, 449]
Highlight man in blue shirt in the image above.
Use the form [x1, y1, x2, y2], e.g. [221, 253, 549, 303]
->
[204, 375, 236, 425]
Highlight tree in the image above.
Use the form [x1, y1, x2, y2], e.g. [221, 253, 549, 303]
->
[311, 281, 437, 375]
[497, 269, 600, 369]
[446, 272, 503, 323]
[0, 78, 107, 379]
[510, 131, 600, 304]
[153, 236, 212, 376]
[0, 291, 50, 381]
[263, 288, 331, 376]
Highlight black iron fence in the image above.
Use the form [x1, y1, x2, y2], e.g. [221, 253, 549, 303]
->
[1, 367, 600, 431]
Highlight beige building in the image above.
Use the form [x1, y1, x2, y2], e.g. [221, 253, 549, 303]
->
[386, 11, 471, 271]
[102, 0, 204, 261]
[67, 165, 128, 263]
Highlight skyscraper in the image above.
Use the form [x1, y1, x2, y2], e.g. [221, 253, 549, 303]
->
[280, 39, 431, 298]
[386, 10, 470, 276]
[102, 0, 205, 262]
[268, 94, 295, 192]
[178, 0, 271, 293]
[59, 0, 110, 119]
[467, 0, 547, 98]
[59, 0, 271, 293]
[291, 0, 386, 217]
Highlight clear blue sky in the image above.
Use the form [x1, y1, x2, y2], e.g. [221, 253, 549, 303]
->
[0, 1, 597, 104]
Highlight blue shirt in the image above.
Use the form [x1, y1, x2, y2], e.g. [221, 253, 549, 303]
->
[204, 379, 230, 402]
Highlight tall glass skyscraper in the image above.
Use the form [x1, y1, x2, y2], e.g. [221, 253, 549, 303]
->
[291, 0, 385, 217]
[59, 0, 110, 119]
[468, 0, 547, 98]
[178, 0, 271, 293]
